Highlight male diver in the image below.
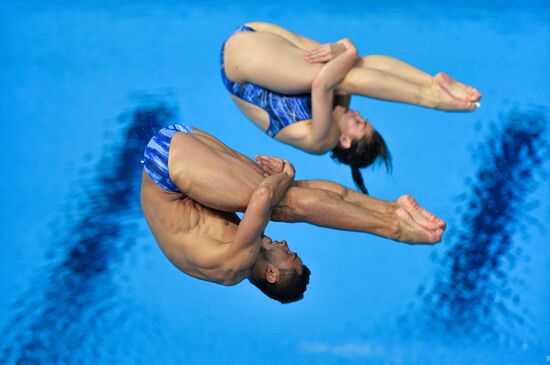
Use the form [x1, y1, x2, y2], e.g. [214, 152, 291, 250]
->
[140, 124, 446, 303]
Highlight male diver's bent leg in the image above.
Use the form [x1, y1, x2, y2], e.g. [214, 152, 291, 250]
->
[168, 132, 265, 212]
[272, 186, 443, 244]
[292, 180, 445, 230]
[168, 133, 442, 243]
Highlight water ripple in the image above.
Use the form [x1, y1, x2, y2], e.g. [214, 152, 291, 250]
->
[0, 103, 175, 364]
[412, 108, 548, 344]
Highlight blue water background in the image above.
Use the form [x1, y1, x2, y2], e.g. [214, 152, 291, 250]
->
[1, 1, 549, 364]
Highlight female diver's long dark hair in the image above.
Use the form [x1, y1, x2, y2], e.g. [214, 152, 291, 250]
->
[331, 129, 392, 195]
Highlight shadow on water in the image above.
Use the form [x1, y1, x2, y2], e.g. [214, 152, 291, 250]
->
[0, 103, 176, 364]
[406, 108, 548, 345]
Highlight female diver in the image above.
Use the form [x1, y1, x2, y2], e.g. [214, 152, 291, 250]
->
[220, 22, 482, 194]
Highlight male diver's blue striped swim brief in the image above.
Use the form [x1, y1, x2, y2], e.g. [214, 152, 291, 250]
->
[143, 124, 193, 192]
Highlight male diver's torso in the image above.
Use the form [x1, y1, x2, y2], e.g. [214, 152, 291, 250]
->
[140, 172, 243, 284]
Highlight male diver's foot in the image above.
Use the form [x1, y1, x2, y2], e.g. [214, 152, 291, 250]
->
[434, 72, 482, 102]
[394, 206, 444, 244]
[396, 195, 446, 231]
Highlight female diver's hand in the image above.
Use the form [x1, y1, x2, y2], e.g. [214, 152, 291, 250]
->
[304, 42, 346, 63]
[255, 155, 296, 180]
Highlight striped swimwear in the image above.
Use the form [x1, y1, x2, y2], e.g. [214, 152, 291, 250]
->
[143, 124, 193, 192]
[220, 25, 313, 137]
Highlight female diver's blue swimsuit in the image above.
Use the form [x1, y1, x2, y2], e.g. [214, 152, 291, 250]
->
[220, 25, 313, 137]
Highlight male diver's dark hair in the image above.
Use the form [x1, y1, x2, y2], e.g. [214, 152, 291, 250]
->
[250, 265, 311, 304]
[331, 129, 392, 195]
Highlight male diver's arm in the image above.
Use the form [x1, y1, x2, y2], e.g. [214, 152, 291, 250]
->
[309, 39, 359, 153]
[225, 168, 294, 261]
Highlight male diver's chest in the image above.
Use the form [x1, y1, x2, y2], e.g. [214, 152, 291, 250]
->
[198, 209, 241, 242]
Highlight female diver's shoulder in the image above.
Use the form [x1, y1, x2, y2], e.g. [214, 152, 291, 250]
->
[274, 119, 339, 155]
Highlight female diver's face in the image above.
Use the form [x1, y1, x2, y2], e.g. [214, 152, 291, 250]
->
[338, 108, 374, 148]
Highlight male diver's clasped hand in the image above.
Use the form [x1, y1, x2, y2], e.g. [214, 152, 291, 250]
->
[255, 155, 296, 180]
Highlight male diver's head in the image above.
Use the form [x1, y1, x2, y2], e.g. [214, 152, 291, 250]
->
[249, 235, 310, 304]
[331, 105, 392, 195]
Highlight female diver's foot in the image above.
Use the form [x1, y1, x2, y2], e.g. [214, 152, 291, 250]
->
[434, 72, 482, 102]
[396, 195, 446, 231]
[394, 205, 444, 244]
[424, 81, 479, 112]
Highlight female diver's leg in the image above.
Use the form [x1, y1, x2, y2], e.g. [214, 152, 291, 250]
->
[237, 23, 481, 102]
[244, 21, 321, 51]
[224, 31, 322, 94]
[337, 66, 479, 111]
[358, 55, 433, 87]
[224, 32, 477, 110]
[358, 55, 482, 101]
